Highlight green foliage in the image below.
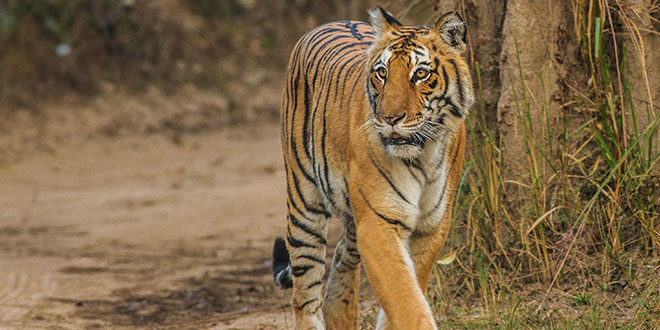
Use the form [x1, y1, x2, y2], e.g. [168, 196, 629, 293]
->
[0, 0, 207, 104]
[571, 293, 591, 306]
[0, 0, 344, 106]
[1, 0, 124, 43]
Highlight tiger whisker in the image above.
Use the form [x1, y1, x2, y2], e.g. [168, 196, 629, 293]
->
[357, 119, 374, 133]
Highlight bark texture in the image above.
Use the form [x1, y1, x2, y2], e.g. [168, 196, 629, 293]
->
[433, 0, 659, 179]
[622, 0, 660, 158]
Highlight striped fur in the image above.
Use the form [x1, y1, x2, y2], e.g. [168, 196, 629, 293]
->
[273, 7, 474, 330]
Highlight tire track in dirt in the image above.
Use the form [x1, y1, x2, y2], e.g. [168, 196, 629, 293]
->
[0, 271, 57, 326]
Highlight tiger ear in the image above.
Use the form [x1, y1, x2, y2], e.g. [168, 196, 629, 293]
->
[435, 12, 467, 52]
[369, 6, 402, 34]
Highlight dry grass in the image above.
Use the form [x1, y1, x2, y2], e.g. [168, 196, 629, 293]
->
[420, 0, 660, 328]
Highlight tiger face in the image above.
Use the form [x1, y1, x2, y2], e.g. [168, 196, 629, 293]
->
[366, 8, 474, 159]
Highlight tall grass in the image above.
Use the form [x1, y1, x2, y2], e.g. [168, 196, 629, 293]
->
[427, 0, 660, 327]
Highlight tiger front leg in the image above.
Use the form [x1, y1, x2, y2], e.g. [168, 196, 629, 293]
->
[350, 186, 437, 330]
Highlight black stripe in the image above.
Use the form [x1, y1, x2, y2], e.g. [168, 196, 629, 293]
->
[304, 30, 354, 73]
[301, 79, 312, 158]
[346, 65, 366, 106]
[307, 281, 322, 289]
[339, 257, 360, 268]
[406, 158, 428, 181]
[367, 149, 413, 205]
[299, 254, 325, 264]
[441, 64, 449, 96]
[345, 224, 356, 240]
[309, 38, 365, 81]
[345, 21, 364, 40]
[292, 265, 314, 277]
[428, 149, 448, 184]
[357, 188, 411, 231]
[287, 226, 316, 248]
[289, 214, 327, 245]
[286, 190, 310, 220]
[448, 58, 464, 104]
[339, 54, 367, 107]
[405, 165, 424, 185]
[290, 131, 315, 183]
[346, 245, 359, 253]
[347, 248, 361, 258]
[318, 51, 339, 206]
[297, 298, 318, 310]
[420, 193, 446, 218]
[332, 49, 362, 103]
[290, 170, 330, 217]
[447, 100, 463, 118]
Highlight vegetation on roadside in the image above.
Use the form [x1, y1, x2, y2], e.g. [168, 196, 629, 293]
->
[0, 0, 382, 113]
[0, 0, 359, 112]
[406, 1, 659, 328]
[1, 0, 197, 100]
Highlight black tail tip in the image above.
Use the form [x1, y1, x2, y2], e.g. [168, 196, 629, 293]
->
[272, 237, 292, 288]
[272, 237, 290, 267]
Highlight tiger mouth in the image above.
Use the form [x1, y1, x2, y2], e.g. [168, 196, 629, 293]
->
[380, 134, 425, 147]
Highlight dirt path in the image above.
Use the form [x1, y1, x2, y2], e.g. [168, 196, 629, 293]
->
[0, 123, 298, 329]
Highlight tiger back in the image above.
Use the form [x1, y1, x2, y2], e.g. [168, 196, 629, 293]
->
[273, 7, 474, 330]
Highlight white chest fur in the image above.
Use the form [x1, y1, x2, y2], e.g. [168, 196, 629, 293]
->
[386, 133, 452, 234]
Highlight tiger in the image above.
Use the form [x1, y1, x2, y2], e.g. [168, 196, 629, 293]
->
[272, 6, 474, 330]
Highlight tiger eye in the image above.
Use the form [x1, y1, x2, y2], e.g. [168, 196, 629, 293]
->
[415, 68, 430, 80]
[376, 67, 387, 79]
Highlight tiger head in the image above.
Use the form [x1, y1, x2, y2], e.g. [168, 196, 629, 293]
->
[365, 7, 474, 159]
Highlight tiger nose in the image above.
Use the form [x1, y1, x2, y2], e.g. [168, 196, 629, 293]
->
[380, 113, 405, 126]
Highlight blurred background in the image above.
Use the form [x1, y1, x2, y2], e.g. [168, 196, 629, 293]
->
[0, 0, 659, 328]
[0, 0, 383, 135]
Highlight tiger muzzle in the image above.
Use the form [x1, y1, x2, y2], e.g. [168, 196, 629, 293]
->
[380, 133, 425, 147]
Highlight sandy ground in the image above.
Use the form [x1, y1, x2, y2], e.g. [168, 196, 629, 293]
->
[0, 122, 305, 329]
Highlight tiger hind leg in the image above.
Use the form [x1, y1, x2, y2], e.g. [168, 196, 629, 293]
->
[281, 209, 328, 329]
[323, 221, 361, 330]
